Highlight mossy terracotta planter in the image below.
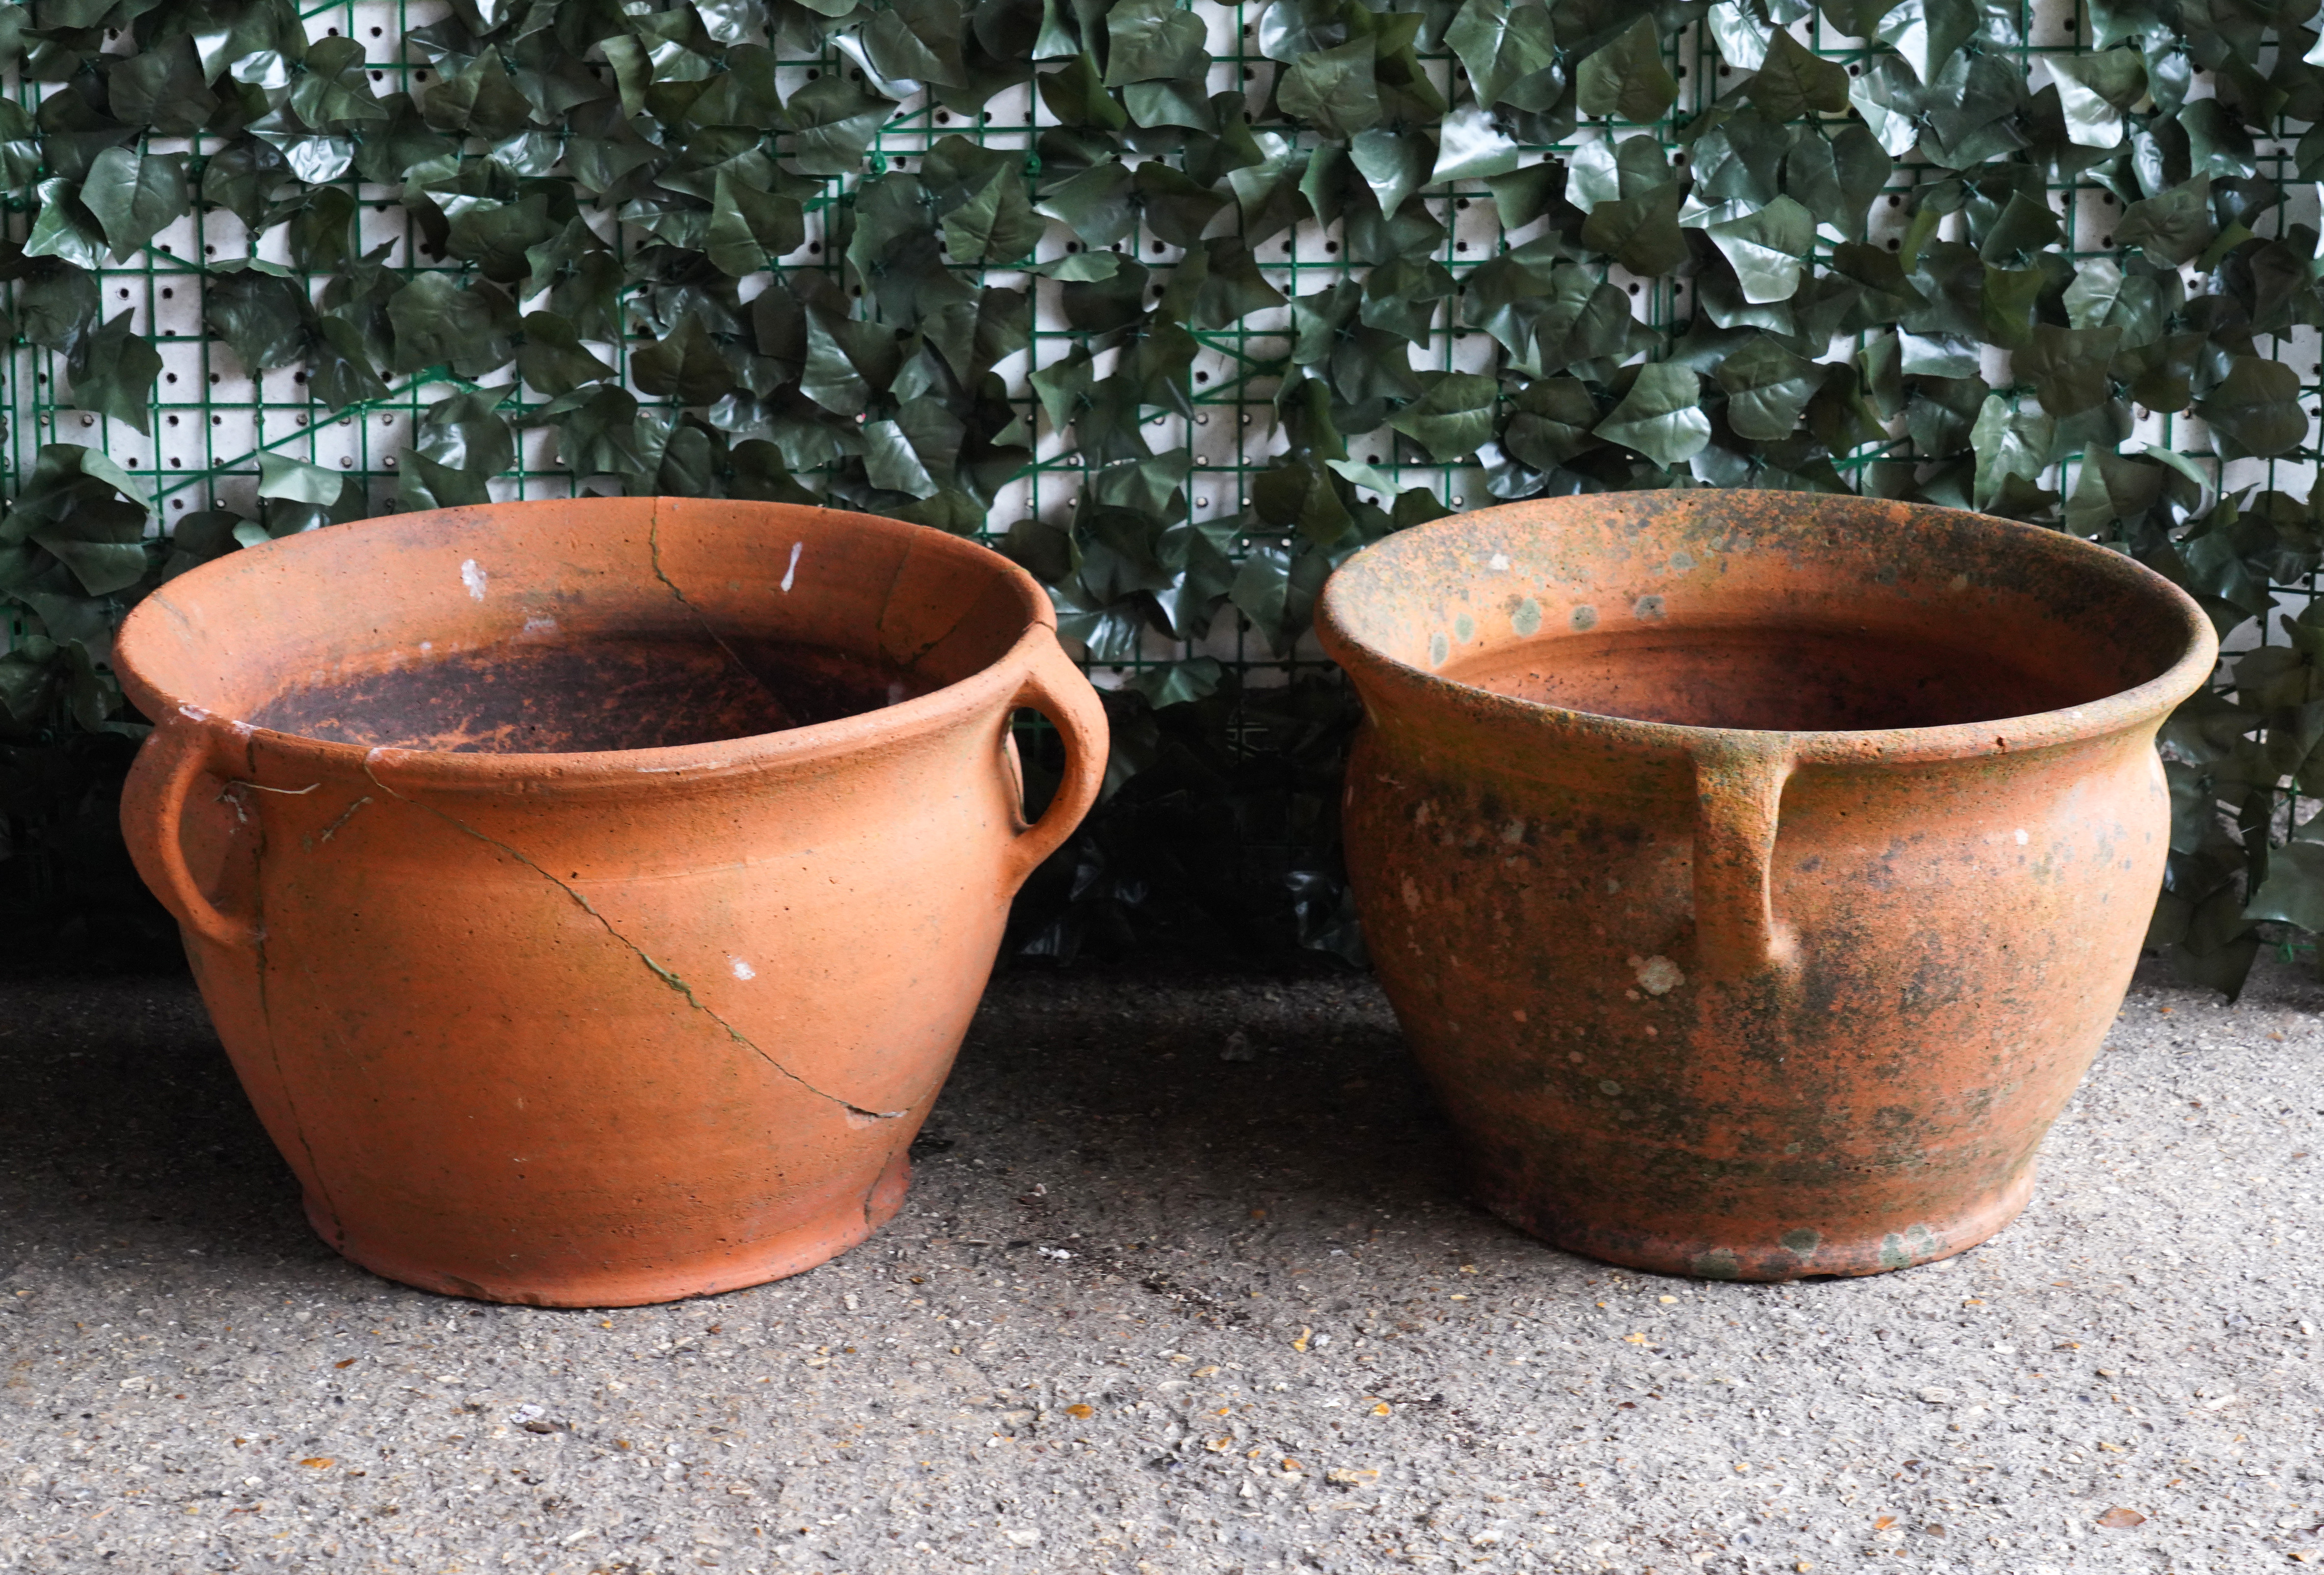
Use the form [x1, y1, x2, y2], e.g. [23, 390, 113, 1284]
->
[114, 498, 1106, 1306]
[1318, 492, 2213, 1280]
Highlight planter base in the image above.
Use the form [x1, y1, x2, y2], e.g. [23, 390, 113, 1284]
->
[306, 1152, 913, 1308]
[1473, 1162, 2037, 1282]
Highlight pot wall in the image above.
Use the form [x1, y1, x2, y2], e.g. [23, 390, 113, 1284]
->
[1320, 493, 2215, 1280]
[1346, 715, 2164, 1279]
[118, 498, 1106, 1306]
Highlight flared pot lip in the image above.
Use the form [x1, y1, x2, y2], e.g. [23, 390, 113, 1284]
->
[116, 498, 1057, 789]
[1314, 494, 2220, 767]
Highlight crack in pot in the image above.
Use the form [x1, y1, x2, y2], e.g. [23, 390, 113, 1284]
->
[358, 750, 907, 1122]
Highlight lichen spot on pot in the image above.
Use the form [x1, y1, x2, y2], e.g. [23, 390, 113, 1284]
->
[1571, 604, 1597, 631]
[1512, 597, 1542, 637]
[1428, 631, 1449, 667]
[1455, 614, 1476, 643]
[1631, 955, 1684, 995]
[1692, 1250, 1741, 1280]
[1781, 1227, 1822, 1255]
[1879, 1224, 1944, 1270]
[1632, 595, 1666, 621]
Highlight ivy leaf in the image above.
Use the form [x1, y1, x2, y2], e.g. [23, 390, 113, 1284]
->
[1445, 0, 1561, 110]
[1688, 104, 1789, 207]
[385, 272, 518, 379]
[1031, 343, 1096, 433]
[704, 168, 805, 276]
[198, 138, 288, 230]
[2115, 176, 2214, 266]
[206, 265, 313, 375]
[2012, 324, 2121, 418]
[1872, 0, 1978, 87]
[255, 452, 347, 506]
[1705, 0, 1773, 71]
[1183, 237, 1288, 330]
[632, 313, 738, 407]
[862, 418, 944, 498]
[1132, 161, 1228, 249]
[1036, 159, 1136, 248]
[304, 315, 393, 411]
[945, 164, 1048, 263]
[64, 309, 161, 435]
[444, 193, 561, 285]
[2047, 48, 2144, 149]
[415, 389, 516, 477]
[2195, 356, 2306, 460]
[1103, 0, 1207, 85]
[1594, 362, 1711, 469]
[422, 49, 539, 140]
[1254, 459, 1354, 547]
[107, 37, 218, 137]
[1705, 194, 1813, 304]
[1916, 52, 2028, 169]
[785, 77, 897, 174]
[1279, 37, 1382, 140]
[1784, 124, 1891, 229]
[1502, 376, 1604, 468]
[1978, 262, 2046, 347]
[1744, 29, 1848, 120]
[399, 453, 493, 511]
[1230, 539, 1332, 655]
[1063, 257, 1152, 334]
[1037, 52, 1132, 130]
[1970, 395, 2056, 510]
[2245, 841, 2324, 931]
[1385, 371, 1498, 463]
[10, 445, 150, 599]
[78, 146, 188, 260]
[1715, 334, 1820, 441]
[12, 259, 99, 355]
[1578, 181, 1686, 275]
[1978, 190, 2063, 265]
[23, 179, 108, 271]
[1575, 17, 1676, 124]
[535, 386, 658, 479]
[516, 310, 615, 397]
[1565, 136, 1639, 212]
[1350, 124, 1432, 221]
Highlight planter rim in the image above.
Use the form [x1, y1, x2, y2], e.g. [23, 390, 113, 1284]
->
[116, 497, 1056, 793]
[1316, 493, 2218, 768]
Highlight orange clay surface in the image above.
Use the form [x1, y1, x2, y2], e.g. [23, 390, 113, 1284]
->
[113, 497, 1106, 1307]
[1318, 491, 2214, 1280]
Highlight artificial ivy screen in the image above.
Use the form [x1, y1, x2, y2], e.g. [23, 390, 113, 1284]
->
[0, 0, 2319, 989]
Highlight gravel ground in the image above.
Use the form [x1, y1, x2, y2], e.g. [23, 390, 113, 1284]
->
[0, 955, 2319, 1575]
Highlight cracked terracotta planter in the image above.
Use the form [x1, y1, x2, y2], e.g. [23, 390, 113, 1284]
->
[1317, 492, 2214, 1280]
[114, 497, 1106, 1306]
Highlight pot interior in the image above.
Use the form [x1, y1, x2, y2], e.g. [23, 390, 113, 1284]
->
[249, 635, 930, 754]
[1323, 494, 2209, 737]
[1445, 621, 2076, 732]
[123, 498, 1041, 757]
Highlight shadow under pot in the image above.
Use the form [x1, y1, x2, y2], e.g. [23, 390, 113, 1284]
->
[1317, 492, 2214, 1281]
[113, 497, 1107, 1307]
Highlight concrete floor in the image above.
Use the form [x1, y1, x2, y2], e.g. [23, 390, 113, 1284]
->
[0, 956, 2318, 1575]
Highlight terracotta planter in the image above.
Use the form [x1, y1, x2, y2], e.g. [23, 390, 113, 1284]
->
[1318, 492, 2214, 1280]
[114, 498, 1106, 1306]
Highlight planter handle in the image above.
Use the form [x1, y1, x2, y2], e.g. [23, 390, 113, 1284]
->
[1691, 733, 1796, 984]
[1003, 633, 1109, 890]
[121, 719, 260, 950]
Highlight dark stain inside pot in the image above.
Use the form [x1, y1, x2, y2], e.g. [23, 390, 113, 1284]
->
[1446, 623, 2099, 733]
[251, 635, 930, 753]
